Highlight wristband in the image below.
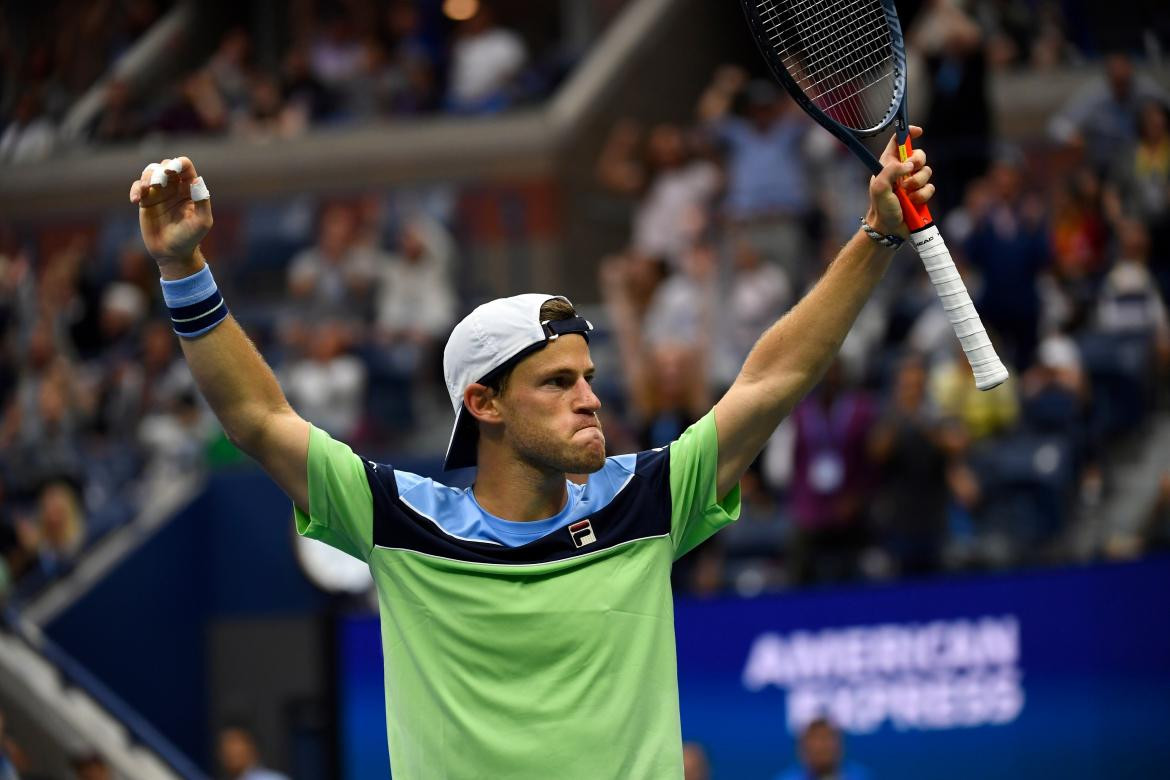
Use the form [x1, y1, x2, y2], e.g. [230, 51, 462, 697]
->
[859, 218, 905, 248]
[161, 263, 229, 338]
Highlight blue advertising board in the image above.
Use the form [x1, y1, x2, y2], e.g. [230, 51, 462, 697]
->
[337, 556, 1170, 779]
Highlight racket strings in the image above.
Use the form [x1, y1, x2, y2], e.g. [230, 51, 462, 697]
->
[753, 0, 898, 132]
[772, 0, 892, 128]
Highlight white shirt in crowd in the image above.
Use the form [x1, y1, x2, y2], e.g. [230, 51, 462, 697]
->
[284, 355, 367, 439]
[632, 161, 721, 266]
[375, 217, 456, 339]
[448, 27, 527, 105]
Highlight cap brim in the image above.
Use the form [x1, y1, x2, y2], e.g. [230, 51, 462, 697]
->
[442, 405, 479, 471]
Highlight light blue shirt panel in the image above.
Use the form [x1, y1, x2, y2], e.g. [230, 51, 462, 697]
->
[393, 453, 639, 547]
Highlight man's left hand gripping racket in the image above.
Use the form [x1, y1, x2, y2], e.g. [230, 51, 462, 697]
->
[740, 0, 1009, 390]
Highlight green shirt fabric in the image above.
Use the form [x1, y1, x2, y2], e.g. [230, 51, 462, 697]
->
[295, 410, 740, 778]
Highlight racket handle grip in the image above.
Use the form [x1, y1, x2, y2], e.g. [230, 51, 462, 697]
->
[909, 225, 1010, 391]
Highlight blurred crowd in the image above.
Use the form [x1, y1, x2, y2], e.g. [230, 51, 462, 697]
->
[2, 0, 588, 163]
[593, 3, 1170, 594]
[0, 188, 459, 603]
[3, 0, 1170, 605]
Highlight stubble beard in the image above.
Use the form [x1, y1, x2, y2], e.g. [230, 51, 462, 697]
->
[512, 421, 607, 475]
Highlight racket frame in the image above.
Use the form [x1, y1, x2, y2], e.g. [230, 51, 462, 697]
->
[739, 0, 930, 230]
[738, 0, 1009, 390]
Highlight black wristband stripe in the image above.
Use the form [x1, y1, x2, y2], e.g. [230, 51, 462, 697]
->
[168, 289, 223, 321]
[169, 294, 229, 337]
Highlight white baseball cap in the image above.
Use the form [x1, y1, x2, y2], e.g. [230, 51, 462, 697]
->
[441, 293, 593, 470]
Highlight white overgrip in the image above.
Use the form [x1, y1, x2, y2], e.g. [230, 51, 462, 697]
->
[909, 225, 1009, 391]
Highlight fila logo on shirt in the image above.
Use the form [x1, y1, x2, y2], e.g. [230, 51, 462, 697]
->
[568, 519, 597, 548]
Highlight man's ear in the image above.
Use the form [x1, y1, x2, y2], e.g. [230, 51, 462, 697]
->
[464, 383, 501, 424]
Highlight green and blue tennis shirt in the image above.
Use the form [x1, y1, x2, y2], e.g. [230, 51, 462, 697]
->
[295, 410, 740, 779]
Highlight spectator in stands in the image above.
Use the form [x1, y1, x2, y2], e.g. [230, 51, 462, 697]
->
[308, 11, 368, 98]
[374, 214, 456, 343]
[982, 0, 1075, 69]
[774, 717, 870, 780]
[367, 215, 456, 433]
[234, 73, 307, 142]
[1050, 166, 1109, 281]
[97, 281, 147, 360]
[929, 337, 1019, 441]
[1023, 330, 1100, 505]
[1105, 100, 1170, 300]
[97, 318, 192, 440]
[287, 203, 377, 324]
[601, 247, 712, 450]
[71, 751, 112, 780]
[31, 480, 86, 578]
[1049, 52, 1170, 171]
[34, 242, 92, 356]
[642, 244, 716, 361]
[1022, 331, 1089, 433]
[682, 741, 710, 780]
[607, 242, 727, 597]
[596, 119, 721, 269]
[154, 70, 229, 138]
[138, 390, 212, 481]
[0, 321, 85, 493]
[908, 0, 991, 213]
[962, 152, 1050, 369]
[1095, 218, 1170, 371]
[91, 78, 147, 145]
[380, 0, 440, 114]
[868, 352, 954, 576]
[207, 28, 254, 113]
[283, 320, 367, 440]
[804, 125, 872, 249]
[0, 91, 55, 164]
[217, 724, 289, 780]
[445, 1, 528, 114]
[0, 479, 37, 600]
[280, 45, 337, 123]
[772, 361, 876, 585]
[698, 67, 814, 282]
[712, 237, 793, 391]
[114, 239, 163, 318]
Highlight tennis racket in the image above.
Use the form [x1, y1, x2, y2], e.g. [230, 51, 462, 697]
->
[740, 0, 1009, 390]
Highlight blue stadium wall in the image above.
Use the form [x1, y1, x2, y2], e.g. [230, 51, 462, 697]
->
[44, 468, 332, 769]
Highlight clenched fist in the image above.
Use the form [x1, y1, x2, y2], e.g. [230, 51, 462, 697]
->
[129, 156, 213, 279]
[866, 125, 934, 239]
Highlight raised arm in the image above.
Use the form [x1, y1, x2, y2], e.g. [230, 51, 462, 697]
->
[712, 129, 934, 498]
[130, 157, 310, 510]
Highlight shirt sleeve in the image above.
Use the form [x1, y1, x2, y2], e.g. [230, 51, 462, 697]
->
[668, 409, 741, 559]
[293, 424, 374, 562]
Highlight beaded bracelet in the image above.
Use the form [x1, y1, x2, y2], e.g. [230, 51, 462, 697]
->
[859, 218, 905, 248]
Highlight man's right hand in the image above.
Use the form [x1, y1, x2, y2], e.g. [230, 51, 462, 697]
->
[129, 156, 213, 278]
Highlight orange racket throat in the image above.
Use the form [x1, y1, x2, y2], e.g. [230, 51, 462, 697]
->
[896, 135, 932, 232]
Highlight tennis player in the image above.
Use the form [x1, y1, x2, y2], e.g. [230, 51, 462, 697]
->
[130, 129, 931, 778]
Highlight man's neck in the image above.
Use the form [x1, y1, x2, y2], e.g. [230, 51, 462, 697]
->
[472, 451, 569, 522]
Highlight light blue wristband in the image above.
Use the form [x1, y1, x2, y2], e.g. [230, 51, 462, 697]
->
[160, 264, 229, 338]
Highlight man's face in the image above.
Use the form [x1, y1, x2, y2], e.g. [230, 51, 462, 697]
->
[801, 723, 842, 775]
[218, 729, 256, 776]
[493, 335, 606, 474]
